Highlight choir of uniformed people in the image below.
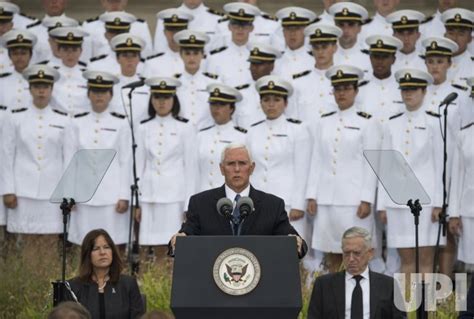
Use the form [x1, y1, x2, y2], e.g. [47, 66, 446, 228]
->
[0, 0, 472, 282]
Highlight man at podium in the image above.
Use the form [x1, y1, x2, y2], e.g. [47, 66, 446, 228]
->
[170, 143, 307, 258]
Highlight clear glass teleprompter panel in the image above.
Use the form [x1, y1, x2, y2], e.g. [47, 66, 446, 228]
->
[363, 150, 431, 205]
[50, 149, 116, 203]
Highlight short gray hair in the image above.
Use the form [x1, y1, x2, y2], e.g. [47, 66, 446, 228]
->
[342, 227, 372, 249]
[220, 143, 253, 164]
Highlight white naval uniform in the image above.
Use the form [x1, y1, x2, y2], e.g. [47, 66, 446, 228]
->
[206, 41, 253, 88]
[52, 63, 89, 116]
[82, 13, 153, 58]
[175, 69, 218, 130]
[65, 111, 131, 245]
[247, 116, 312, 241]
[334, 42, 371, 73]
[447, 51, 473, 84]
[142, 48, 184, 78]
[2, 106, 70, 234]
[13, 13, 38, 30]
[318, 10, 335, 26]
[0, 70, 32, 110]
[420, 11, 445, 40]
[356, 74, 404, 127]
[392, 50, 426, 73]
[113, 75, 150, 129]
[449, 121, 474, 263]
[195, 121, 247, 192]
[153, 3, 221, 54]
[306, 106, 379, 253]
[290, 68, 337, 126]
[215, 15, 280, 48]
[27, 14, 93, 63]
[378, 107, 444, 248]
[0, 106, 8, 225]
[234, 81, 265, 130]
[360, 13, 393, 42]
[0, 46, 14, 74]
[88, 54, 145, 79]
[136, 114, 197, 245]
[273, 46, 314, 81]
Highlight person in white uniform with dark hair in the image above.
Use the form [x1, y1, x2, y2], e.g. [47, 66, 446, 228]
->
[306, 65, 379, 273]
[65, 70, 131, 247]
[195, 83, 247, 192]
[135, 77, 196, 260]
[2, 65, 69, 255]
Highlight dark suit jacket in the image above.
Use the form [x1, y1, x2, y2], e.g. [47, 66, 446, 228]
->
[179, 184, 308, 258]
[307, 270, 406, 319]
[460, 275, 474, 319]
[68, 274, 144, 319]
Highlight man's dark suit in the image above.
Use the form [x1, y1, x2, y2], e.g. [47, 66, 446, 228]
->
[307, 270, 406, 319]
[179, 184, 308, 257]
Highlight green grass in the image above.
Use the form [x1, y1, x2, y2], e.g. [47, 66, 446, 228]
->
[0, 248, 461, 319]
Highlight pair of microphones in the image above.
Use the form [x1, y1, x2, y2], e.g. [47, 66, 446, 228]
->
[216, 197, 254, 236]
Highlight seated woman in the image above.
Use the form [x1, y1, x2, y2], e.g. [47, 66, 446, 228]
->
[69, 229, 144, 319]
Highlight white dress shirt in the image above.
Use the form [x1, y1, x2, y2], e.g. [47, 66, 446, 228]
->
[448, 50, 473, 84]
[233, 80, 266, 130]
[335, 41, 371, 73]
[273, 45, 314, 81]
[143, 47, 184, 78]
[393, 50, 426, 73]
[345, 267, 371, 319]
[0, 69, 32, 110]
[225, 184, 250, 205]
[52, 63, 89, 115]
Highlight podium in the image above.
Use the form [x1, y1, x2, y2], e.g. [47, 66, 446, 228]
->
[171, 236, 302, 319]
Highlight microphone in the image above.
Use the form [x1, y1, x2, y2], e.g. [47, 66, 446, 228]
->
[121, 79, 145, 89]
[439, 92, 458, 106]
[216, 198, 233, 219]
[237, 197, 254, 219]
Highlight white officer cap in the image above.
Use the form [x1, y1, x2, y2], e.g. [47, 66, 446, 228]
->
[386, 10, 425, 30]
[83, 70, 119, 90]
[157, 8, 193, 29]
[325, 65, 364, 86]
[43, 15, 79, 31]
[23, 64, 60, 83]
[305, 23, 342, 43]
[276, 7, 317, 27]
[1, 29, 37, 49]
[328, 2, 369, 23]
[49, 27, 89, 46]
[145, 77, 182, 95]
[173, 30, 210, 49]
[441, 8, 474, 29]
[421, 37, 458, 57]
[100, 11, 136, 33]
[207, 83, 243, 103]
[466, 77, 474, 97]
[365, 35, 403, 54]
[0, 2, 19, 21]
[224, 2, 261, 24]
[110, 33, 145, 52]
[255, 75, 294, 97]
[395, 68, 434, 90]
[247, 41, 281, 63]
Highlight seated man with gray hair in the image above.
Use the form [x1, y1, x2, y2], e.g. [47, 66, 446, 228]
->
[170, 143, 307, 258]
[307, 226, 405, 319]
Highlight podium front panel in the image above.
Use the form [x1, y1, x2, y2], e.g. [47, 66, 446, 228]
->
[171, 236, 302, 319]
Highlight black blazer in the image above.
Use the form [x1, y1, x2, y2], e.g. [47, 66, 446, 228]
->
[68, 274, 144, 319]
[307, 271, 406, 319]
[179, 185, 308, 257]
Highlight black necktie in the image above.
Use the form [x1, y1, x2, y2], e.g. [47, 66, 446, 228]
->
[351, 275, 363, 319]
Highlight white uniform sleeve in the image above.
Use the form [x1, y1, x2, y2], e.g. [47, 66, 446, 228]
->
[448, 132, 462, 218]
[183, 123, 198, 209]
[118, 121, 132, 200]
[360, 119, 380, 204]
[305, 123, 322, 200]
[291, 123, 312, 210]
[2, 112, 16, 194]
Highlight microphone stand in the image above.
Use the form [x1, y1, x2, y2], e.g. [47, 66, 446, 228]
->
[52, 198, 76, 306]
[407, 199, 427, 319]
[433, 99, 453, 274]
[122, 86, 141, 276]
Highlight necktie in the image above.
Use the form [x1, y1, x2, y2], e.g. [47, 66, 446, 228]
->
[351, 275, 363, 319]
[232, 194, 241, 223]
